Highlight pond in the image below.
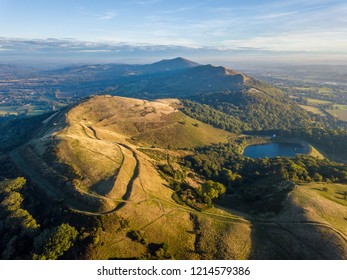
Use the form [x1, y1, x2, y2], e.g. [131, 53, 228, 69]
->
[243, 142, 307, 159]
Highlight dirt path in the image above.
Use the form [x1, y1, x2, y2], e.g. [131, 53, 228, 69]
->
[80, 126, 141, 214]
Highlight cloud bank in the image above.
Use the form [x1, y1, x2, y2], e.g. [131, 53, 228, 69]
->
[0, 37, 346, 67]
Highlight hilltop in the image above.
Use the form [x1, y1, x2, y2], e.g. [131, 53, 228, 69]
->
[10, 95, 232, 213]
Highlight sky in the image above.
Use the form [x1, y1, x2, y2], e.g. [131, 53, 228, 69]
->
[1, 0, 347, 65]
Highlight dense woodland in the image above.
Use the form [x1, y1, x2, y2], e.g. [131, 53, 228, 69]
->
[185, 142, 347, 189]
[0, 177, 102, 259]
[181, 91, 347, 160]
[182, 87, 311, 132]
[182, 141, 347, 213]
[281, 127, 347, 160]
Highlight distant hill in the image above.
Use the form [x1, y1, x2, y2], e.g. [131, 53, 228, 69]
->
[143, 57, 200, 72]
[46, 57, 198, 78]
[44, 58, 251, 96]
[113, 64, 250, 96]
[43, 57, 312, 133]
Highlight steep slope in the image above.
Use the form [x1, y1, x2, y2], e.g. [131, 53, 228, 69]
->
[9, 95, 252, 259]
[250, 183, 347, 259]
[112, 64, 251, 97]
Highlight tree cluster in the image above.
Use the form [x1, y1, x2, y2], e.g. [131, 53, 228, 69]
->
[185, 142, 347, 194]
[181, 87, 311, 133]
[282, 127, 347, 159]
[0, 177, 79, 259]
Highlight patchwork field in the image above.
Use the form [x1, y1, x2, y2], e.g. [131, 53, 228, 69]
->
[300, 105, 326, 116]
[306, 98, 332, 105]
[327, 104, 347, 121]
[0, 105, 60, 116]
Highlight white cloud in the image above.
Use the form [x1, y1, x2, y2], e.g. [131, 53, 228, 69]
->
[78, 7, 117, 21]
[78, 49, 112, 53]
[132, 0, 162, 5]
[255, 11, 298, 20]
[99, 12, 117, 21]
[222, 30, 347, 53]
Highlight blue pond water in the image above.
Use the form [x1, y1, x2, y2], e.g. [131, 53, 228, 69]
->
[243, 142, 306, 159]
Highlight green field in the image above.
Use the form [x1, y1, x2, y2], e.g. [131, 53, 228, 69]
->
[327, 109, 347, 122]
[0, 105, 51, 116]
[334, 104, 347, 110]
[295, 183, 347, 234]
[326, 104, 347, 122]
[306, 98, 332, 105]
[313, 183, 347, 208]
[300, 105, 326, 116]
[0, 102, 69, 117]
[318, 87, 334, 94]
[0, 106, 20, 115]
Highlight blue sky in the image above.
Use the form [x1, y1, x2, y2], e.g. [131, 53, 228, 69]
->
[1, 0, 347, 64]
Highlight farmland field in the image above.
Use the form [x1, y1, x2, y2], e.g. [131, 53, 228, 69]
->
[0, 105, 52, 116]
[300, 105, 326, 116]
[306, 98, 332, 105]
[327, 108, 347, 121]
[0, 106, 20, 115]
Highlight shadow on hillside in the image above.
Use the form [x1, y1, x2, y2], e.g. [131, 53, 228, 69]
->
[248, 202, 347, 260]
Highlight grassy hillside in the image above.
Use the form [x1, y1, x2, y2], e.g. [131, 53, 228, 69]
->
[65, 95, 232, 149]
[258, 183, 347, 259]
[6, 95, 346, 260]
[10, 95, 233, 214]
[81, 181, 347, 260]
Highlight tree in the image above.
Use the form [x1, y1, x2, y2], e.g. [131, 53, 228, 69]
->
[202, 180, 226, 200]
[33, 223, 78, 260]
[220, 168, 242, 188]
[313, 173, 323, 182]
[6, 208, 40, 234]
[1, 192, 23, 211]
[1, 177, 26, 194]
